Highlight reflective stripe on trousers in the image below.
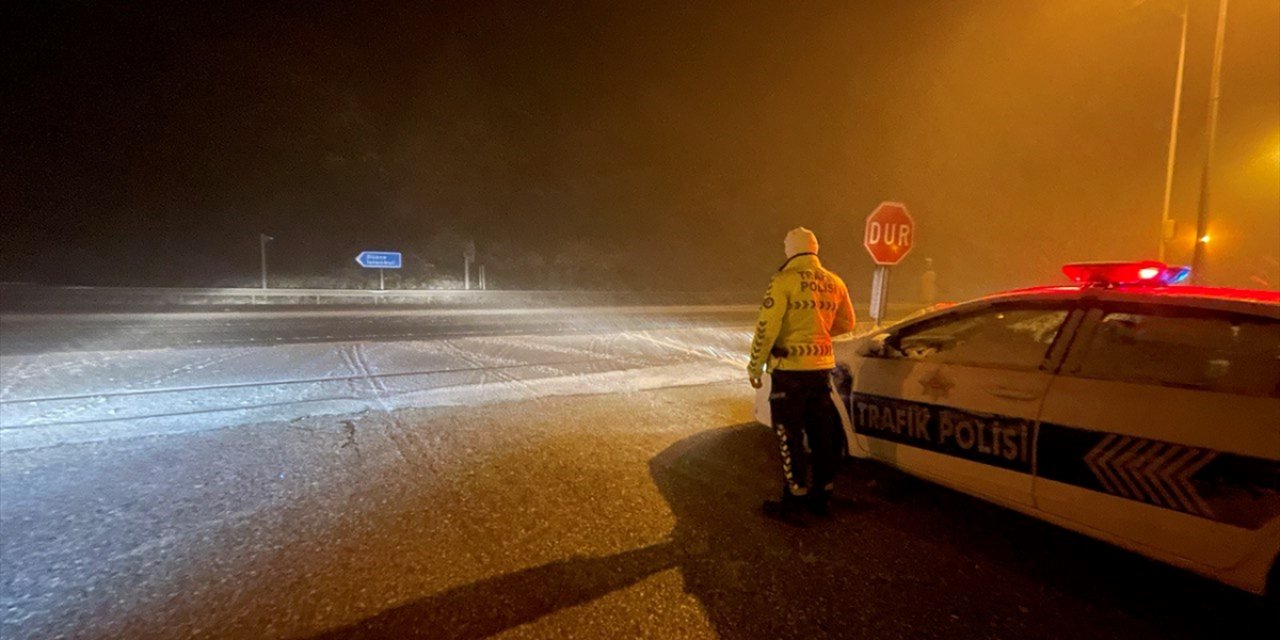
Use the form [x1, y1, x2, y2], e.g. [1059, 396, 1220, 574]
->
[768, 369, 842, 497]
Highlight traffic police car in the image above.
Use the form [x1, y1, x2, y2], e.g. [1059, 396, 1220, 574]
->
[756, 261, 1280, 597]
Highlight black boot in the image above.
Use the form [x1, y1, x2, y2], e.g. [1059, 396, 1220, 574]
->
[762, 492, 809, 527]
[806, 488, 832, 518]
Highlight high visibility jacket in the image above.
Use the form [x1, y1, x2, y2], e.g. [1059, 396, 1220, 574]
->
[748, 253, 855, 377]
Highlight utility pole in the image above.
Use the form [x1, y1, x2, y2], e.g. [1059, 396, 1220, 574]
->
[1157, 0, 1189, 262]
[1191, 0, 1229, 283]
[259, 234, 274, 289]
[463, 241, 476, 290]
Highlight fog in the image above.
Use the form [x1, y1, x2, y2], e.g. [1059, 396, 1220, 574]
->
[4, 0, 1277, 296]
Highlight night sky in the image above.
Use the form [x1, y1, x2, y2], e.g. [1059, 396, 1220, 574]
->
[4, 1, 1278, 294]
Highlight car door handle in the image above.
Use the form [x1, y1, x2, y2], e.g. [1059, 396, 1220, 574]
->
[985, 386, 1040, 402]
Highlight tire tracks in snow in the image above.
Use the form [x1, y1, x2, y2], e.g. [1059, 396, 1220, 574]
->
[0, 327, 752, 450]
[335, 343, 404, 461]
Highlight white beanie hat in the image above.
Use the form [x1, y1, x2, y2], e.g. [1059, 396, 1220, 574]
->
[784, 227, 819, 258]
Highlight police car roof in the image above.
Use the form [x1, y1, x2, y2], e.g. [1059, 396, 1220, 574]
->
[983, 284, 1280, 312]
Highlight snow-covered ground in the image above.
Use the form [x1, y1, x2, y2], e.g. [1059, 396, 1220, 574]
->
[0, 326, 750, 452]
[2, 317, 1267, 640]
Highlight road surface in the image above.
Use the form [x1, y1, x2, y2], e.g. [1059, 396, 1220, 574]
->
[0, 307, 1273, 639]
[0, 305, 755, 355]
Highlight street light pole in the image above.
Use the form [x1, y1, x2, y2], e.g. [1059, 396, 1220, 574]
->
[1157, 0, 1189, 262]
[1191, 0, 1229, 283]
[463, 241, 476, 291]
[259, 233, 274, 290]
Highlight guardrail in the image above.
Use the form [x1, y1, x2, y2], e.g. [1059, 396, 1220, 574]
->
[0, 284, 933, 318]
[0, 284, 766, 311]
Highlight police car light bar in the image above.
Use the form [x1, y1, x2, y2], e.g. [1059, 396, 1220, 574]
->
[1061, 261, 1191, 287]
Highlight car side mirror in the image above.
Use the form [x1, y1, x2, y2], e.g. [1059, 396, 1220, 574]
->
[858, 332, 894, 358]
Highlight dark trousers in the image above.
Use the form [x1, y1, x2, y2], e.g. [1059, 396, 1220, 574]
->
[768, 369, 842, 497]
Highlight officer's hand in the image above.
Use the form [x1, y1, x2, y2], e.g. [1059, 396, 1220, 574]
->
[749, 376, 763, 389]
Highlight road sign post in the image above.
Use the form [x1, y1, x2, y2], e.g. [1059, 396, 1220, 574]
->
[863, 202, 915, 326]
[355, 251, 403, 291]
[259, 234, 274, 290]
[869, 265, 890, 326]
[463, 241, 476, 291]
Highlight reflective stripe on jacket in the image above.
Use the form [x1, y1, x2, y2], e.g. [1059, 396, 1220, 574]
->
[747, 253, 855, 376]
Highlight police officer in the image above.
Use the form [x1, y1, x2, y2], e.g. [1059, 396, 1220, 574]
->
[748, 227, 855, 523]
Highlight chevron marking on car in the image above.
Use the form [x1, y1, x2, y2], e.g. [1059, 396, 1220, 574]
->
[1082, 435, 1217, 518]
[848, 394, 1280, 529]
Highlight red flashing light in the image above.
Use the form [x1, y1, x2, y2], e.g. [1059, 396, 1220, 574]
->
[1062, 261, 1191, 287]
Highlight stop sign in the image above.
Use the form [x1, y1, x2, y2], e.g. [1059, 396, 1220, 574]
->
[863, 202, 915, 265]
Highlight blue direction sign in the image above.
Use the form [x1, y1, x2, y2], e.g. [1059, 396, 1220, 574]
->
[355, 251, 402, 269]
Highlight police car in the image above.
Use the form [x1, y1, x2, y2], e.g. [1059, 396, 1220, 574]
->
[756, 261, 1280, 597]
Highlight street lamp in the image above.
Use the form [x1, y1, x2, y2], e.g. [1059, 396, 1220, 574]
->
[260, 233, 274, 289]
[1155, 0, 1189, 262]
[1191, 0, 1230, 284]
[463, 240, 476, 290]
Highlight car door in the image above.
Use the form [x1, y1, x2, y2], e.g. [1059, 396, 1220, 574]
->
[849, 299, 1077, 508]
[1034, 302, 1280, 571]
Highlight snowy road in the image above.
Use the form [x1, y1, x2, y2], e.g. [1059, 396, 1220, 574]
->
[1, 309, 1273, 639]
[0, 305, 754, 356]
[0, 307, 753, 451]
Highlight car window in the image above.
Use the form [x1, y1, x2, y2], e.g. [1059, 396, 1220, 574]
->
[1072, 309, 1280, 398]
[892, 306, 1069, 370]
